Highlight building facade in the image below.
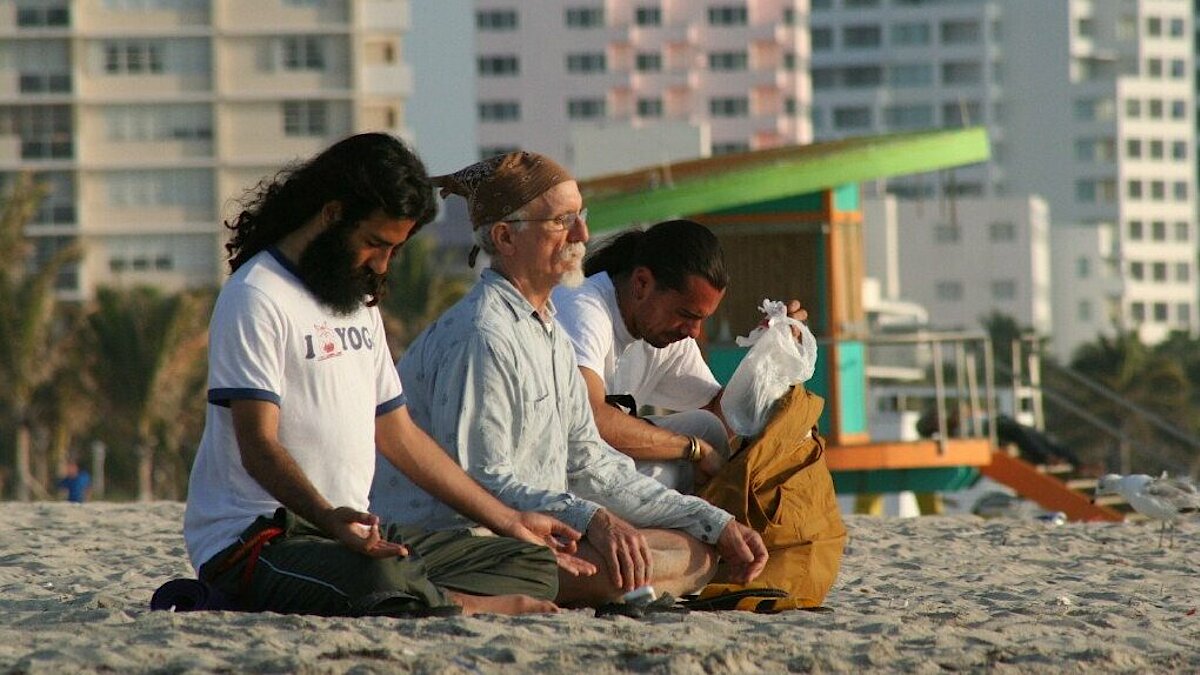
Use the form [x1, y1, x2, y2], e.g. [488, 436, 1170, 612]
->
[473, 0, 812, 170]
[811, 0, 1197, 354]
[0, 0, 412, 298]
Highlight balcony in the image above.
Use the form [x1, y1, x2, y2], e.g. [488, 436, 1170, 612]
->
[357, 0, 409, 31]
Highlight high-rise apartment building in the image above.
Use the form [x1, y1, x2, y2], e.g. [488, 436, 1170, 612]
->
[811, 0, 1198, 355]
[473, 0, 811, 168]
[0, 0, 411, 298]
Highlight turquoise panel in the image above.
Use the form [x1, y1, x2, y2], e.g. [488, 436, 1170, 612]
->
[832, 467, 981, 494]
[838, 341, 867, 435]
[833, 184, 859, 211]
[707, 345, 747, 386]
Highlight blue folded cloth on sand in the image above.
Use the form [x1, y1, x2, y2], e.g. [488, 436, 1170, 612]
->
[150, 579, 233, 612]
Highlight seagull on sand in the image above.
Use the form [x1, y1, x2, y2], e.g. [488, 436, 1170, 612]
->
[1095, 473, 1200, 548]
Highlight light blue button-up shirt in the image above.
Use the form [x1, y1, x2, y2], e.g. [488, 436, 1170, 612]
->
[369, 269, 731, 543]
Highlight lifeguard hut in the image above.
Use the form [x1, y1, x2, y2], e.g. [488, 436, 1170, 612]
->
[578, 128, 1121, 521]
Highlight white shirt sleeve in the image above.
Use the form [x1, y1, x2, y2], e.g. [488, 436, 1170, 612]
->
[206, 285, 286, 406]
[555, 290, 614, 378]
[370, 308, 404, 415]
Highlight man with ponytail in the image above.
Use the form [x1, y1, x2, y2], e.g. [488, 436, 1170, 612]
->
[185, 134, 585, 619]
[552, 220, 807, 492]
[371, 152, 767, 607]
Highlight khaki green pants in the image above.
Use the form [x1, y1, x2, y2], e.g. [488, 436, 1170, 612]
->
[200, 508, 558, 617]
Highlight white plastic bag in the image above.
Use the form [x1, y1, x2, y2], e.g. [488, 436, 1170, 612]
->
[721, 299, 818, 438]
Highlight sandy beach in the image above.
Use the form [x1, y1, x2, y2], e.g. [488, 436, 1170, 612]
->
[1, 502, 1196, 673]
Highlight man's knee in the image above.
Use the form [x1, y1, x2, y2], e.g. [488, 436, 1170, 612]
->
[656, 410, 729, 455]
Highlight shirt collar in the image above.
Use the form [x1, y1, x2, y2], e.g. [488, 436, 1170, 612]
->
[481, 268, 558, 323]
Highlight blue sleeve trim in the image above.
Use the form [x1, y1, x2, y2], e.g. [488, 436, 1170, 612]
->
[208, 388, 281, 408]
[376, 393, 406, 417]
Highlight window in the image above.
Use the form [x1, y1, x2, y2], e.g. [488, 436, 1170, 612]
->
[934, 223, 960, 243]
[1075, 180, 1096, 203]
[989, 221, 1016, 242]
[707, 6, 747, 26]
[833, 106, 871, 129]
[1171, 100, 1187, 119]
[1152, 221, 1167, 241]
[935, 281, 963, 301]
[812, 27, 832, 51]
[635, 52, 661, 72]
[943, 101, 981, 127]
[844, 66, 882, 88]
[566, 52, 606, 73]
[280, 36, 325, 71]
[1169, 17, 1185, 38]
[709, 97, 749, 117]
[941, 20, 980, 44]
[103, 104, 212, 141]
[1176, 263, 1191, 283]
[1149, 139, 1164, 159]
[476, 9, 517, 30]
[1153, 303, 1168, 322]
[1125, 99, 1141, 117]
[15, 4, 69, 26]
[1146, 58, 1163, 77]
[1128, 220, 1144, 240]
[1174, 221, 1189, 241]
[712, 141, 750, 155]
[1077, 17, 1095, 38]
[1130, 261, 1145, 281]
[478, 101, 520, 122]
[1150, 180, 1165, 200]
[1076, 257, 1090, 278]
[708, 51, 748, 71]
[1078, 300, 1092, 322]
[636, 97, 662, 118]
[1147, 16, 1162, 36]
[811, 0, 831, 9]
[843, 25, 882, 49]
[478, 56, 519, 76]
[1170, 59, 1186, 79]
[1175, 182, 1189, 200]
[991, 280, 1016, 300]
[1128, 180, 1143, 199]
[891, 23, 930, 46]
[282, 101, 328, 136]
[1152, 262, 1168, 282]
[1172, 141, 1187, 161]
[102, 40, 165, 74]
[635, 6, 661, 26]
[784, 97, 797, 115]
[782, 52, 797, 70]
[1130, 302, 1146, 322]
[1073, 98, 1114, 121]
[782, 7, 795, 25]
[942, 61, 982, 85]
[566, 98, 606, 119]
[0, 105, 73, 159]
[1178, 303, 1191, 324]
[883, 104, 933, 129]
[812, 68, 837, 90]
[889, 63, 932, 87]
[105, 169, 212, 208]
[565, 7, 604, 28]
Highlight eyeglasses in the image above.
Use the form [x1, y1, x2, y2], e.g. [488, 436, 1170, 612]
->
[504, 208, 588, 232]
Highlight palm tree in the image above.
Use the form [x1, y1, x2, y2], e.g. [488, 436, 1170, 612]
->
[86, 286, 213, 500]
[378, 233, 471, 356]
[0, 174, 81, 500]
[1045, 331, 1191, 474]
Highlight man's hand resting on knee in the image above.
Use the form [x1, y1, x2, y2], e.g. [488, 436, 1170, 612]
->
[322, 507, 410, 558]
[496, 511, 598, 578]
[716, 521, 769, 583]
[586, 509, 652, 591]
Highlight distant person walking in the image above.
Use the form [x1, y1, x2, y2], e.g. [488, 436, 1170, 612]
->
[57, 457, 91, 503]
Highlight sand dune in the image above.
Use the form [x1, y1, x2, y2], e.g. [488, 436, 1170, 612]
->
[1, 502, 1196, 673]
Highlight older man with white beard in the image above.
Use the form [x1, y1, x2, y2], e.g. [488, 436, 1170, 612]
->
[369, 152, 767, 607]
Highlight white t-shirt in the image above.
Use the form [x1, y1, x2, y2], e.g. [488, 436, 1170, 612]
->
[183, 249, 404, 571]
[552, 272, 721, 412]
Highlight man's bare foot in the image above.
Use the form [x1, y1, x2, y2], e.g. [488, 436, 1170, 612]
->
[448, 592, 559, 616]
